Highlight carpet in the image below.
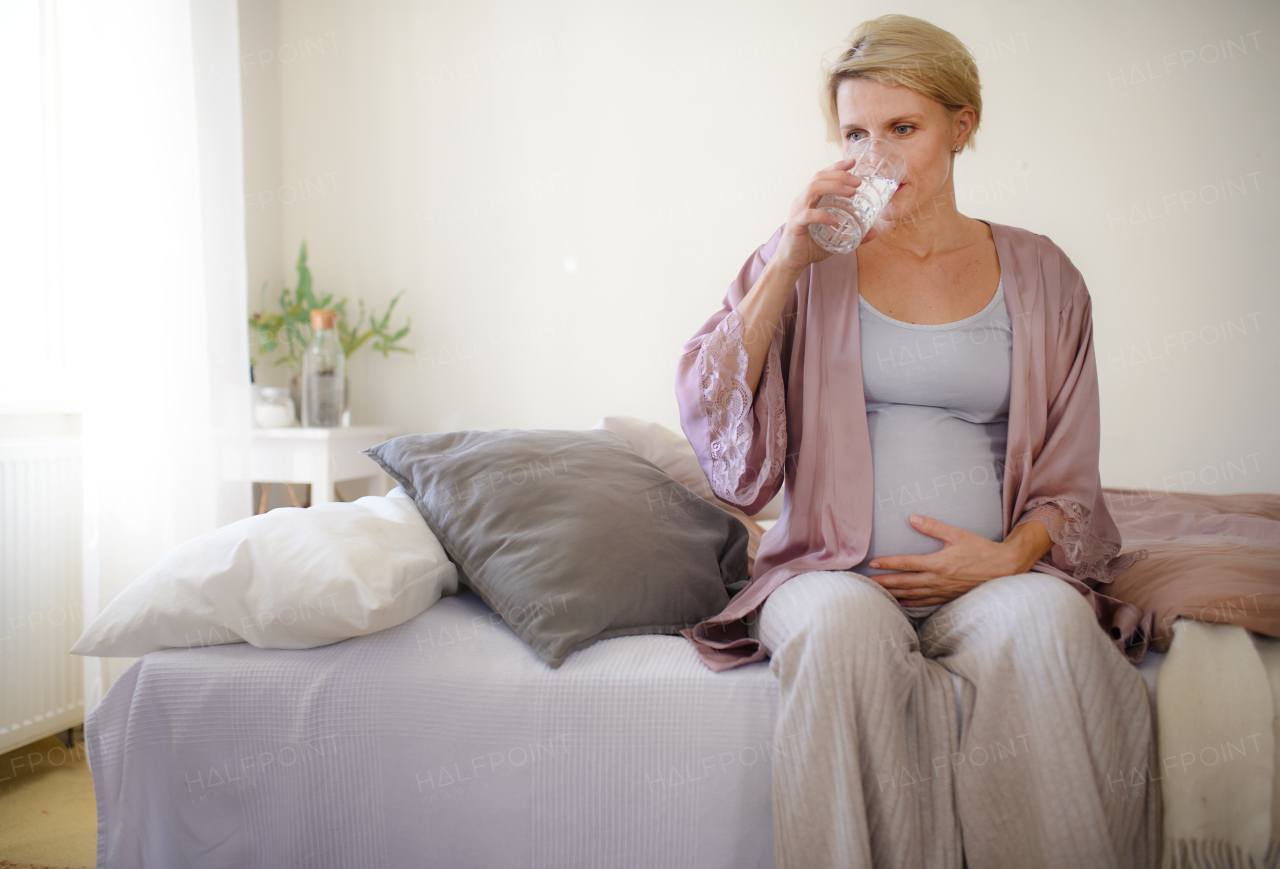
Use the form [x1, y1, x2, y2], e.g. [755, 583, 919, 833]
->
[0, 729, 96, 869]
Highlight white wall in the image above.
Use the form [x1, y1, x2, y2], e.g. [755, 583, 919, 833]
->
[237, 0, 283, 356]
[240, 0, 1280, 495]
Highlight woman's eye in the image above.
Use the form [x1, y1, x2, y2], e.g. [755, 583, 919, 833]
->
[846, 131, 865, 141]
[894, 125, 913, 135]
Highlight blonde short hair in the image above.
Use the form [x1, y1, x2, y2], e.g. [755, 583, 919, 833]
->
[822, 15, 982, 152]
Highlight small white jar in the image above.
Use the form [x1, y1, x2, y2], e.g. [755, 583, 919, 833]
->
[254, 386, 296, 427]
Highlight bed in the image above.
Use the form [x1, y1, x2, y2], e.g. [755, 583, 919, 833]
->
[86, 589, 1280, 869]
[82, 423, 1280, 868]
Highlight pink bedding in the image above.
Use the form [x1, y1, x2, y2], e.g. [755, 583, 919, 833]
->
[1105, 488, 1280, 651]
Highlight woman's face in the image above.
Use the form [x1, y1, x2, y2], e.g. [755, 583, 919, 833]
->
[834, 77, 973, 225]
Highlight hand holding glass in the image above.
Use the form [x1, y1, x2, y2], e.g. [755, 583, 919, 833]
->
[808, 137, 907, 255]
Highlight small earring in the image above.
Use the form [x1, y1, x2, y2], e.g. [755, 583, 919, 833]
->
[953, 146, 961, 152]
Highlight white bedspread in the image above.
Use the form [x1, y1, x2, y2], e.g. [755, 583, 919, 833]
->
[97, 584, 1274, 869]
[86, 591, 780, 869]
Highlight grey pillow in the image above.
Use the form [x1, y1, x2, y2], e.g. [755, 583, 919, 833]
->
[363, 429, 749, 667]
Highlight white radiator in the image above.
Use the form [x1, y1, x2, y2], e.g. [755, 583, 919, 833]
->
[0, 436, 84, 754]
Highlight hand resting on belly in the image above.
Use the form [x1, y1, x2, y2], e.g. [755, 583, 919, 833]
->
[866, 514, 1053, 606]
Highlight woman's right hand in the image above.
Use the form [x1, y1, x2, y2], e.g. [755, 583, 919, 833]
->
[733, 157, 878, 394]
[772, 156, 877, 275]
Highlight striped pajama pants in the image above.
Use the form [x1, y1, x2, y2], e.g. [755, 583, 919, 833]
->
[751, 570, 1160, 869]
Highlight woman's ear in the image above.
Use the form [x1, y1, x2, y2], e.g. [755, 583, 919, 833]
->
[953, 105, 977, 146]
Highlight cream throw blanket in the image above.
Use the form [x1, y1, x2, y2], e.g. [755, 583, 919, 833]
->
[1157, 621, 1280, 868]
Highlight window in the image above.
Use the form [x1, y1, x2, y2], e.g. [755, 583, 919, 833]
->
[0, 1, 76, 409]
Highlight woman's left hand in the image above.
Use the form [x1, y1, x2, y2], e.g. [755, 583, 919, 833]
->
[866, 514, 1047, 606]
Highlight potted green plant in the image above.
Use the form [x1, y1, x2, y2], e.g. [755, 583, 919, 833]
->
[249, 239, 413, 422]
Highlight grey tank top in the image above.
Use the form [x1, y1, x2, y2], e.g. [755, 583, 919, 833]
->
[851, 278, 1013, 578]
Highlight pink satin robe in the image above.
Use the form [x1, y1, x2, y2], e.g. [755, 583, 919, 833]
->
[675, 220, 1151, 672]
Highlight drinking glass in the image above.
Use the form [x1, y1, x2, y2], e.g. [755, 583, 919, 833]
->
[808, 137, 908, 255]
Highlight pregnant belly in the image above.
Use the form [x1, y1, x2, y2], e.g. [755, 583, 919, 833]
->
[852, 409, 1007, 577]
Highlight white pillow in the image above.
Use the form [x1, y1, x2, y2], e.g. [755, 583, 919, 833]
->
[71, 488, 457, 657]
[591, 416, 784, 520]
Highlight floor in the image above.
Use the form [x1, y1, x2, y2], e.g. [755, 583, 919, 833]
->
[0, 728, 96, 869]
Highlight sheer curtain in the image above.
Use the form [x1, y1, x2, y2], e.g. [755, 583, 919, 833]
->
[55, 0, 253, 708]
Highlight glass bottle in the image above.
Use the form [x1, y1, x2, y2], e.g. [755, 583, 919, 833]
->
[301, 309, 345, 427]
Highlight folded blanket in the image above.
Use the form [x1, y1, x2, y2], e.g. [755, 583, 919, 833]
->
[1156, 621, 1279, 868]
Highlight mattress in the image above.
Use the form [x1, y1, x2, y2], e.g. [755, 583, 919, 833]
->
[86, 591, 781, 869]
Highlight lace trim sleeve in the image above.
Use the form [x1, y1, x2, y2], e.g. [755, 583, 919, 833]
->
[1016, 497, 1148, 584]
[698, 309, 787, 509]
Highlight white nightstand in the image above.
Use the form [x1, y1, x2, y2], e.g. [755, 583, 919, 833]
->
[249, 425, 399, 511]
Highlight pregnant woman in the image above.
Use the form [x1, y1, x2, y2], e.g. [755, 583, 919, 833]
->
[675, 15, 1158, 869]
